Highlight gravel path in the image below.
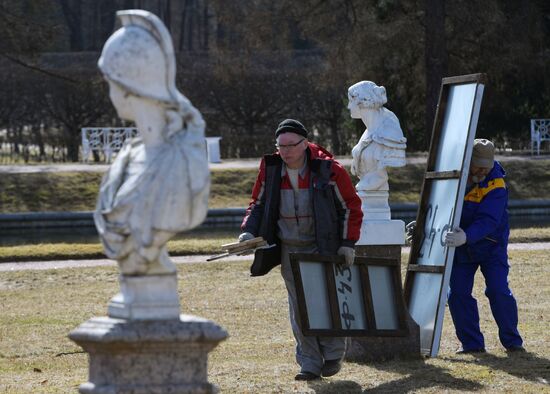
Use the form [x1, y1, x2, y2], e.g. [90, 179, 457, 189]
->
[2, 155, 547, 173]
[0, 254, 250, 272]
[0, 158, 349, 173]
[1, 242, 548, 272]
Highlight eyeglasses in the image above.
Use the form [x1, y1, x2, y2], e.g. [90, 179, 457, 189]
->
[275, 139, 305, 150]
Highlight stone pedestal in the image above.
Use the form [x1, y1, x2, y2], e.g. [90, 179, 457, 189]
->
[358, 220, 405, 245]
[69, 315, 228, 394]
[108, 274, 180, 320]
[357, 190, 405, 245]
[358, 190, 391, 221]
[346, 189, 420, 362]
[346, 245, 420, 362]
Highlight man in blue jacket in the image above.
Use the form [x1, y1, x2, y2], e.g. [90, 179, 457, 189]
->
[444, 139, 524, 354]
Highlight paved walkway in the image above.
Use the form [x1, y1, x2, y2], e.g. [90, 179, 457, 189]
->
[1, 154, 548, 173]
[0, 157, 357, 173]
[2, 242, 549, 272]
[0, 254, 251, 272]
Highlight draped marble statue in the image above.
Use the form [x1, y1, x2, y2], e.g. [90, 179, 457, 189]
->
[70, 12, 226, 394]
[94, 11, 209, 277]
[345, 81, 418, 363]
[348, 81, 407, 191]
[93, 10, 209, 318]
[347, 80, 406, 244]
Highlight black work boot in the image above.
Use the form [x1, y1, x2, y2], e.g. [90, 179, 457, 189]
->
[294, 371, 320, 381]
[505, 346, 526, 353]
[321, 359, 342, 377]
[456, 347, 486, 354]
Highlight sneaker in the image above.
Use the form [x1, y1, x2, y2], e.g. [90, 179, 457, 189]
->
[294, 371, 320, 381]
[321, 359, 342, 377]
[506, 346, 526, 353]
[456, 348, 486, 354]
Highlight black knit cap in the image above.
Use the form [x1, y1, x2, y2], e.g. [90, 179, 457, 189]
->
[275, 119, 308, 138]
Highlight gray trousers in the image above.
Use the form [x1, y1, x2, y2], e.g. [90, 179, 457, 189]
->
[280, 243, 346, 375]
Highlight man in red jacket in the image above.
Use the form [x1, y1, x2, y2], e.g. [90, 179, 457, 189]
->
[239, 119, 363, 380]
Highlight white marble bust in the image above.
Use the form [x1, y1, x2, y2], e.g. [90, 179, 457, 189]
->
[94, 10, 209, 276]
[348, 81, 407, 191]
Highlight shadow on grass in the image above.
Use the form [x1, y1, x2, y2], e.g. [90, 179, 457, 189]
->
[308, 358, 484, 393]
[308, 379, 363, 394]
[441, 351, 550, 386]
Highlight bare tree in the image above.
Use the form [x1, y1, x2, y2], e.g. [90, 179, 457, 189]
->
[43, 73, 115, 162]
[205, 66, 302, 157]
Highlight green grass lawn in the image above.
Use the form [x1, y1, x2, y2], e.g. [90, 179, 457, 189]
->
[0, 170, 258, 212]
[1, 250, 548, 393]
[2, 159, 549, 213]
[0, 230, 238, 262]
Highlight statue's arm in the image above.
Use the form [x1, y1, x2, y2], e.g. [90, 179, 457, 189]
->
[351, 137, 371, 176]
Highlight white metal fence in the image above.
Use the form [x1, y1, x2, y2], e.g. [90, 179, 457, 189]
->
[81, 127, 223, 163]
[81, 127, 138, 163]
[531, 119, 550, 155]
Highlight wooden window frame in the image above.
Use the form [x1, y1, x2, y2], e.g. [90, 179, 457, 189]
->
[404, 73, 487, 357]
[290, 253, 409, 337]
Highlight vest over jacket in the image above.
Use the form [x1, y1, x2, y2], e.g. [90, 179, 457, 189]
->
[241, 143, 362, 276]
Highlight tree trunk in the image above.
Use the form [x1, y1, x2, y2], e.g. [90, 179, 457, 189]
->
[59, 0, 83, 51]
[329, 120, 341, 155]
[424, 0, 447, 148]
[31, 126, 45, 161]
[65, 129, 80, 162]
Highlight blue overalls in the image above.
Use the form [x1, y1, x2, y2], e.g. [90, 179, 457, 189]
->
[448, 161, 523, 351]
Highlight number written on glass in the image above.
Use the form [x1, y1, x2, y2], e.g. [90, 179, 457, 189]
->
[334, 263, 355, 329]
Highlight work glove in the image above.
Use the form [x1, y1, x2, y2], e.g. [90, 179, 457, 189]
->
[337, 246, 355, 266]
[405, 221, 416, 244]
[238, 232, 255, 242]
[444, 227, 467, 247]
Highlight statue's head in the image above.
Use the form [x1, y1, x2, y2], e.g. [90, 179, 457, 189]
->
[98, 10, 181, 115]
[347, 81, 387, 118]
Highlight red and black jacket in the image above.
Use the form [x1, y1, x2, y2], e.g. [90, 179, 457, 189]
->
[242, 142, 362, 276]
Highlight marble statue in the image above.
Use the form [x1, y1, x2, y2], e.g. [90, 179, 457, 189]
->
[347, 80, 406, 245]
[94, 10, 209, 277]
[345, 83, 418, 363]
[348, 81, 407, 191]
[70, 12, 226, 393]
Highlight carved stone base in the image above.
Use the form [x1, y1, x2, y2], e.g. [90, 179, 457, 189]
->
[357, 189, 405, 245]
[358, 219, 405, 245]
[346, 245, 420, 362]
[108, 274, 180, 320]
[69, 315, 228, 394]
[346, 315, 421, 362]
[357, 190, 391, 220]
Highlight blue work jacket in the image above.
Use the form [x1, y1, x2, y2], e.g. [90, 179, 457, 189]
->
[455, 161, 510, 263]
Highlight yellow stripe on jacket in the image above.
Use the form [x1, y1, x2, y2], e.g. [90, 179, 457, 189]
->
[464, 178, 506, 203]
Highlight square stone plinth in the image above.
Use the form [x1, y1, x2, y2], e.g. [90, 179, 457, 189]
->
[345, 244, 420, 362]
[69, 315, 228, 394]
[108, 274, 181, 320]
[358, 219, 405, 245]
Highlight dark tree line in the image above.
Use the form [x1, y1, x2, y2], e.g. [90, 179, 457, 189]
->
[0, 63, 116, 162]
[0, 0, 548, 162]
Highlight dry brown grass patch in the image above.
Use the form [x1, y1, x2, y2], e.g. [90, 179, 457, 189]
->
[0, 250, 548, 392]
